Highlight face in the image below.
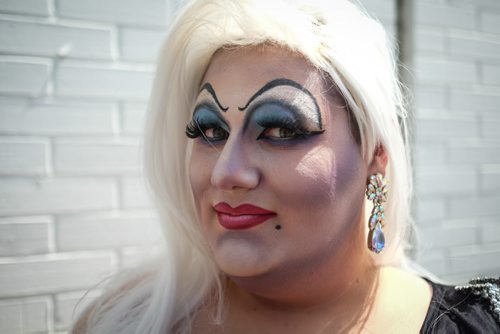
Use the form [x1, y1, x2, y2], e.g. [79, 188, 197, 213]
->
[188, 46, 370, 283]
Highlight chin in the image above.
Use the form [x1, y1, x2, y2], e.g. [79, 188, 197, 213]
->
[212, 240, 277, 278]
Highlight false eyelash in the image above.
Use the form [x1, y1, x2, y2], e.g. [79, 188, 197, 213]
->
[185, 120, 202, 139]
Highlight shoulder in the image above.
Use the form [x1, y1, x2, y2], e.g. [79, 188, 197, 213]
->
[421, 277, 500, 334]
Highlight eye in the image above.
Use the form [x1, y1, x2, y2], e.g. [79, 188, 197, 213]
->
[260, 127, 301, 140]
[185, 105, 229, 142]
[204, 126, 228, 141]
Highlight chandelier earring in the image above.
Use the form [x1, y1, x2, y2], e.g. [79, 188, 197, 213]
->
[366, 173, 387, 253]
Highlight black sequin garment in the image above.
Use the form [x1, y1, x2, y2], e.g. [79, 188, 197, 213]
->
[420, 277, 500, 333]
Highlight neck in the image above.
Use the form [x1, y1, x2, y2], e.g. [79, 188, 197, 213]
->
[221, 245, 380, 332]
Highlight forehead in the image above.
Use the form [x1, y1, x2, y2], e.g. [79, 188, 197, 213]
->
[201, 45, 326, 96]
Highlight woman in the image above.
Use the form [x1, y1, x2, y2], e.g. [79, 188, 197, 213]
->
[72, 0, 500, 333]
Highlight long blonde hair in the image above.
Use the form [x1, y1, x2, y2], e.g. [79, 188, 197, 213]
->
[73, 0, 413, 333]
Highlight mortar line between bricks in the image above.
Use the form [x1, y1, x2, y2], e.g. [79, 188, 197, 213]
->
[48, 215, 57, 253]
[46, 136, 55, 177]
[110, 24, 120, 61]
[47, 0, 55, 18]
[112, 102, 122, 136]
[47, 294, 56, 333]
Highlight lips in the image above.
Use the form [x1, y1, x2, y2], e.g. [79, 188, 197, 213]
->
[214, 202, 276, 230]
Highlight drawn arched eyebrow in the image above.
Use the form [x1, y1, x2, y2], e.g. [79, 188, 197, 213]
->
[237, 78, 320, 114]
[198, 82, 229, 112]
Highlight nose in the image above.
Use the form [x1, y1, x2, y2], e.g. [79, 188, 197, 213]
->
[210, 137, 260, 191]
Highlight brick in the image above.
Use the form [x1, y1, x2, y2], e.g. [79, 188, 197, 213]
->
[415, 2, 475, 30]
[56, 63, 153, 100]
[414, 27, 447, 54]
[0, 216, 51, 256]
[0, 140, 47, 175]
[450, 90, 500, 112]
[450, 195, 500, 219]
[0, 20, 112, 59]
[481, 164, 500, 192]
[414, 57, 476, 85]
[0, 0, 49, 16]
[451, 0, 500, 9]
[121, 177, 151, 208]
[54, 141, 140, 175]
[449, 248, 500, 274]
[55, 290, 100, 330]
[58, 0, 168, 27]
[483, 64, 500, 86]
[120, 28, 165, 62]
[415, 249, 448, 277]
[481, 221, 500, 243]
[0, 253, 116, 297]
[419, 222, 478, 249]
[122, 102, 146, 134]
[0, 297, 49, 333]
[120, 246, 157, 269]
[449, 141, 500, 165]
[450, 34, 500, 61]
[481, 12, 500, 34]
[414, 85, 447, 110]
[0, 99, 115, 135]
[482, 112, 500, 139]
[415, 112, 478, 142]
[415, 197, 447, 223]
[0, 177, 116, 216]
[415, 166, 477, 196]
[414, 143, 446, 167]
[57, 212, 160, 251]
[0, 96, 28, 113]
[0, 58, 49, 96]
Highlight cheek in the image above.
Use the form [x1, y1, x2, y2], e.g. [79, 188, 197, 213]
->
[268, 140, 365, 230]
[265, 145, 336, 215]
[293, 146, 336, 202]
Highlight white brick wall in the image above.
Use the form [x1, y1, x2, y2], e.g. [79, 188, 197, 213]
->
[0, 253, 116, 297]
[0, 216, 51, 256]
[56, 62, 154, 100]
[0, 297, 51, 333]
[0, 178, 116, 215]
[1, 0, 499, 332]
[0, 0, 170, 330]
[0, 97, 116, 135]
[0, 0, 49, 16]
[0, 140, 48, 176]
[57, 211, 161, 251]
[0, 57, 50, 95]
[53, 140, 141, 175]
[413, 0, 500, 283]
[58, 0, 169, 27]
[0, 19, 113, 59]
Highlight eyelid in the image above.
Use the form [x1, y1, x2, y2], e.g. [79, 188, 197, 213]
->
[192, 102, 230, 131]
[243, 98, 314, 133]
[239, 82, 323, 130]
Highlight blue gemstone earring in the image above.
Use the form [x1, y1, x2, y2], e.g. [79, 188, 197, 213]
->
[366, 173, 387, 253]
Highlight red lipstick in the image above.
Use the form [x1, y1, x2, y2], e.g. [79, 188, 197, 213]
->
[214, 202, 276, 230]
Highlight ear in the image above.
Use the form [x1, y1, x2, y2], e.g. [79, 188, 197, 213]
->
[368, 144, 388, 176]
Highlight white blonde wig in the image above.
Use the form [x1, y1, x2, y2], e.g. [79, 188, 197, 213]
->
[72, 0, 413, 333]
